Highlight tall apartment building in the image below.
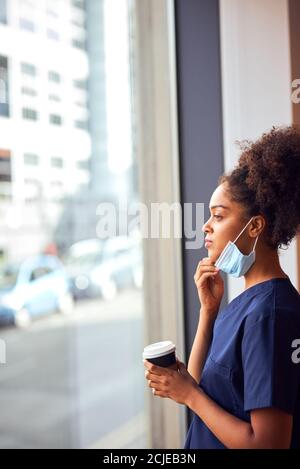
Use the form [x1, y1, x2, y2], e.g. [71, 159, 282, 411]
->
[0, 0, 136, 261]
[0, 0, 91, 260]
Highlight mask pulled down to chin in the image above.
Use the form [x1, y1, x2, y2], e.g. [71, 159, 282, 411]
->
[214, 217, 259, 278]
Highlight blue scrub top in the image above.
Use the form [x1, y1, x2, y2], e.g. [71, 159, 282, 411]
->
[184, 278, 300, 449]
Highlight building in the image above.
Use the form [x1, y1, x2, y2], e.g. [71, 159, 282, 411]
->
[0, 0, 91, 260]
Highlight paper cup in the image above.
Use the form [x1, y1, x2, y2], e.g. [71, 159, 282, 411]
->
[143, 341, 177, 369]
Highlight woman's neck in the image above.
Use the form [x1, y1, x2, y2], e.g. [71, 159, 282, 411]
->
[243, 247, 288, 290]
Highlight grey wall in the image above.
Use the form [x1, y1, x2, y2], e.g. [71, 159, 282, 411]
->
[174, 0, 228, 424]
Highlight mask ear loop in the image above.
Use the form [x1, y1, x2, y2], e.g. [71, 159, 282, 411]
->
[252, 234, 259, 252]
[232, 217, 254, 244]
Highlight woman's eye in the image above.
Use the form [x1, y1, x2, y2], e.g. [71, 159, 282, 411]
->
[213, 215, 223, 220]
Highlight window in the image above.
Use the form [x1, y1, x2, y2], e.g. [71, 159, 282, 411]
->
[49, 114, 62, 125]
[50, 180, 64, 201]
[21, 62, 36, 77]
[72, 0, 85, 10]
[24, 178, 41, 201]
[74, 101, 86, 108]
[72, 39, 86, 50]
[0, 0, 147, 450]
[22, 108, 38, 120]
[77, 159, 89, 170]
[0, 181, 11, 200]
[47, 29, 59, 41]
[73, 79, 87, 90]
[49, 94, 61, 102]
[48, 71, 61, 83]
[51, 157, 63, 168]
[71, 18, 86, 29]
[0, 55, 9, 117]
[19, 18, 35, 32]
[30, 267, 52, 282]
[74, 119, 88, 130]
[21, 87, 37, 97]
[0, 0, 7, 24]
[24, 153, 39, 165]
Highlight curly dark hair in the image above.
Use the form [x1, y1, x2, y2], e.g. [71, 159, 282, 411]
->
[219, 126, 300, 249]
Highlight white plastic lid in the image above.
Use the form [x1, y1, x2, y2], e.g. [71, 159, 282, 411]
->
[143, 340, 176, 359]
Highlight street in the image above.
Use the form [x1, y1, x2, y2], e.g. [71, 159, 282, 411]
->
[0, 289, 146, 448]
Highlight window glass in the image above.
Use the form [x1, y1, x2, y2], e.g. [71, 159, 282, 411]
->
[0, 0, 145, 449]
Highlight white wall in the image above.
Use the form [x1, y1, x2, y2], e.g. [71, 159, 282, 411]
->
[219, 0, 297, 300]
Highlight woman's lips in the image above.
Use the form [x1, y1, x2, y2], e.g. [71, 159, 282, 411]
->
[205, 240, 213, 248]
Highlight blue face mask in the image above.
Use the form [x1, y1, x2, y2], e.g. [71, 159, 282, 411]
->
[214, 217, 259, 277]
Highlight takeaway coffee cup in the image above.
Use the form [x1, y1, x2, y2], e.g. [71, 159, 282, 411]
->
[143, 341, 178, 370]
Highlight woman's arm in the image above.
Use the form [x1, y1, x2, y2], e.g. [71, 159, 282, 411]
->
[189, 257, 224, 383]
[144, 359, 293, 448]
[187, 309, 215, 383]
[187, 386, 293, 449]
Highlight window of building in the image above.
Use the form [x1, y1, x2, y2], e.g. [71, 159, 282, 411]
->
[0, 55, 9, 117]
[48, 71, 61, 83]
[77, 159, 89, 170]
[22, 108, 38, 120]
[72, 39, 86, 50]
[47, 29, 59, 41]
[0, 181, 11, 200]
[72, 0, 85, 10]
[51, 157, 63, 168]
[21, 87, 37, 97]
[73, 79, 87, 90]
[71, 18, 86, 29]
[19, 18, 35, 32]
[24, 178, 41, 201]
[49, 114, 62, 125]
[24, 153, 39, 165]
[74, 119, 88, 130]
[0, 0, 7, 24]
[49, 94, 61, 102]
[74, 101, 86, 108]
[50, 180, 64, 201]
[21, 62, 36, 77]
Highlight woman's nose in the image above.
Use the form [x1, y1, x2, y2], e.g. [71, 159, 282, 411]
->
[202, 219, 212, 233]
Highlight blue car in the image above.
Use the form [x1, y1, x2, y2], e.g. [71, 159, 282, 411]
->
[0, 255, 74, 328]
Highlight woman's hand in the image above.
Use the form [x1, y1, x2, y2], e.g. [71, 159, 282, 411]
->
[143, 358, 199, 406]
[194, 257, 224, 318]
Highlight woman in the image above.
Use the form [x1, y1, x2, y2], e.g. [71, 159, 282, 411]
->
[144, 126, 300, 449]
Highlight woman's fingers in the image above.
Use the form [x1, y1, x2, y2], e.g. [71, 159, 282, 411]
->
[195, 257, 216, 275]
[195, 271, 219, 288]
[194, 265, 219, 283]
[196, 257, 213, 270]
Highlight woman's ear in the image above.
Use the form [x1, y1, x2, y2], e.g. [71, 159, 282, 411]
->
[250, 215, 265, 237]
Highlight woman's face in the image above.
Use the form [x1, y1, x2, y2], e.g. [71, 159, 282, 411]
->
[202, 183, 253, 262]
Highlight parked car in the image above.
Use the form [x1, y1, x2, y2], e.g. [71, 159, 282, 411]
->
[63, 239, 105, 301]
[0, 255, 74, 328]
[64, 236, 143, 301]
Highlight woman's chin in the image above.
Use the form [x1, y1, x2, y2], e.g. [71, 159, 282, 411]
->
[207, 248, 221, 263]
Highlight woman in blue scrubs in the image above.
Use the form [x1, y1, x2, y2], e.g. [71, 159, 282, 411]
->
[144, 126, 300, 448]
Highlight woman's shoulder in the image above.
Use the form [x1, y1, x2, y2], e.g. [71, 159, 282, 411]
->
[244, 277, 300, 330]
